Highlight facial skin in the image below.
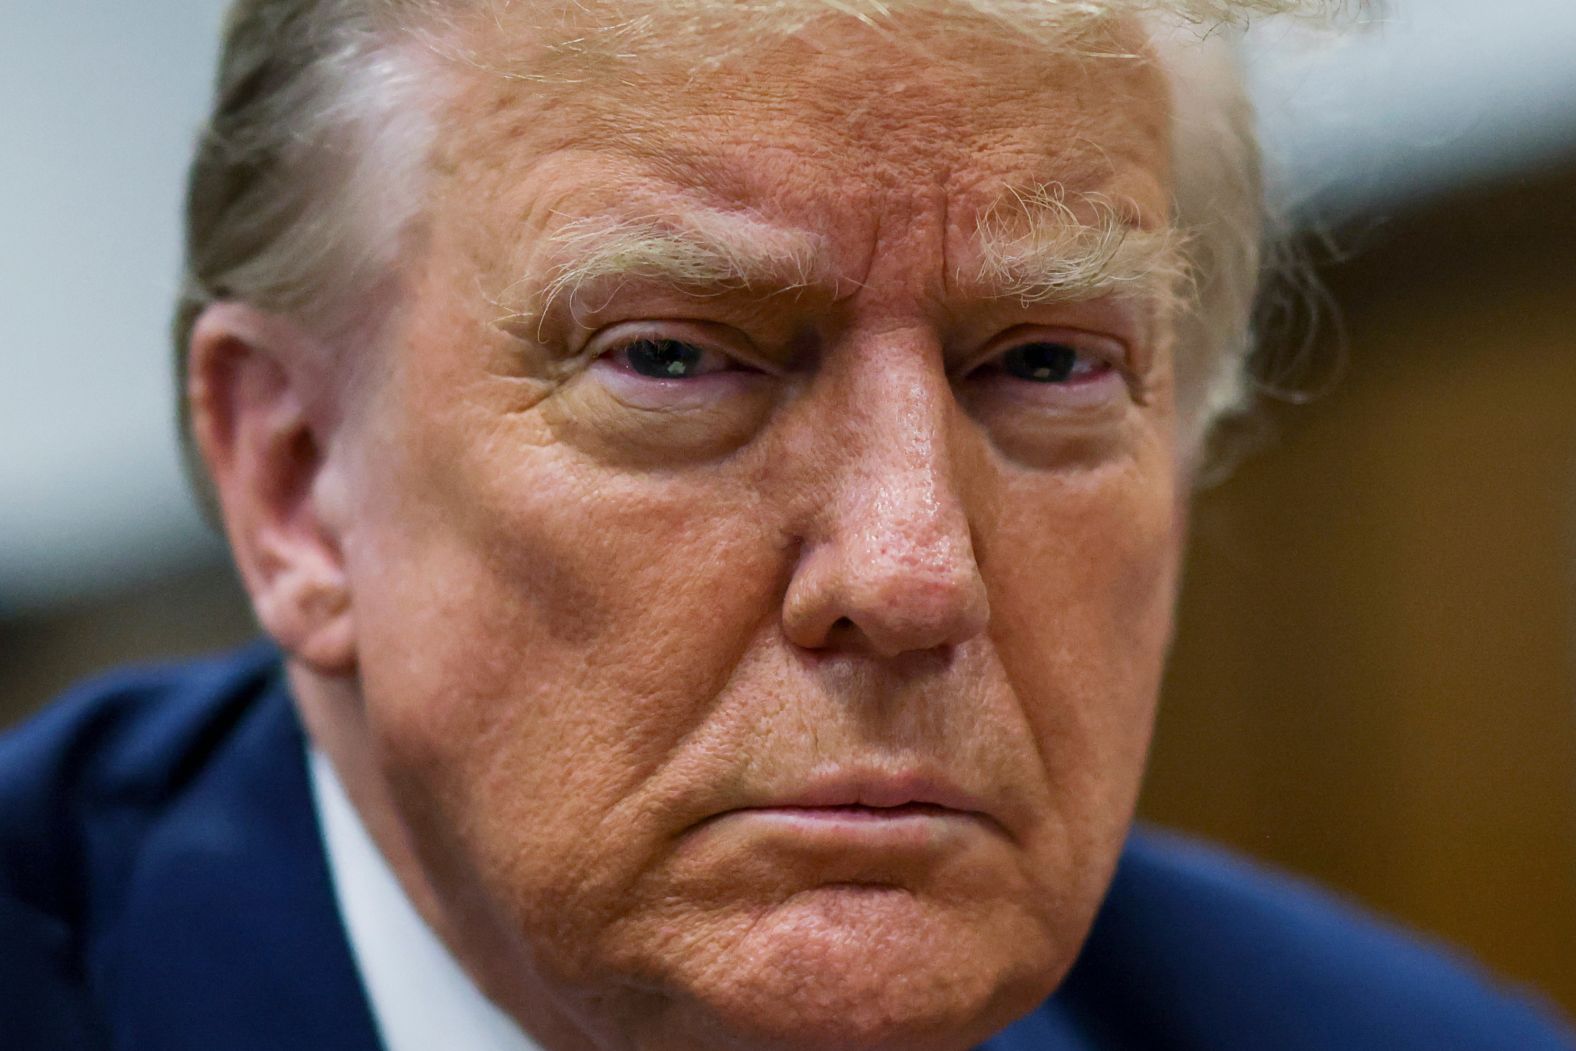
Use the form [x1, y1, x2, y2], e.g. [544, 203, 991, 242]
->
[193, 11, 1185, 1051]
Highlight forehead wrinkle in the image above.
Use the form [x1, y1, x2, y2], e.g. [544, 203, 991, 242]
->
[964, 182, 1184, 307]
[438, 9, 1178, 332]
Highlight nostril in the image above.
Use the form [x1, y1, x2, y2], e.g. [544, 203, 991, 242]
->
[824, 616, 859, 647]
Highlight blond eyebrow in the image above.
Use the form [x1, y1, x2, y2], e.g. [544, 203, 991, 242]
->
[965, 183, 1185, 307]
[495, 186, 1181, 337]
[512, 208, 829, 329]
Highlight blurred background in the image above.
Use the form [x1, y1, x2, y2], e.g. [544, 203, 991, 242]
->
[4, 0, 1574, 1017]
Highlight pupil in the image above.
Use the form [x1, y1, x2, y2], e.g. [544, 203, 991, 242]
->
[1004, 342, 1078, 383]
[627, 339, 703, 378]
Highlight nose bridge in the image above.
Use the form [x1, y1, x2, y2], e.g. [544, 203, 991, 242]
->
[845, 351, 968, 569]
[783, 330, 990, 657]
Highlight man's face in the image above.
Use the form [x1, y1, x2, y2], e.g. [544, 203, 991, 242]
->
[333, 14, 1183, 1050]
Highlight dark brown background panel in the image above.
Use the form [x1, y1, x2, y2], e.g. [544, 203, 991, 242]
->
[1144, 166, 1576, 1012]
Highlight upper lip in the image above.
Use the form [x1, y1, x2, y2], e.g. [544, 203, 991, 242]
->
[748, 770, 992, 817]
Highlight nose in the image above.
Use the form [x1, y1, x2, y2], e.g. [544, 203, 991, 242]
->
[781, 339, 990, 659]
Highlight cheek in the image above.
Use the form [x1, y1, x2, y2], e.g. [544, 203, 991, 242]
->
[983, 455, 1181, 842]
[342, 403, 795, 952]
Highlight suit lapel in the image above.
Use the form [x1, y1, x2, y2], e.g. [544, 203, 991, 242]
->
[98, 670, 384, 1051]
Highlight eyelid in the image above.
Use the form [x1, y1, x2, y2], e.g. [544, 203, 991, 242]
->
[584, 320, 775, 375]
[956, 326, 1131, 379]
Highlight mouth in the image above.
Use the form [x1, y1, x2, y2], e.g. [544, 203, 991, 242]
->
[757, 803, 962, 820]
[713, 772, 1007, 838]
[765, 770, 991, 815]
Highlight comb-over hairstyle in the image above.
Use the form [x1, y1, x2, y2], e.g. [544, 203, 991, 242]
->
[176, 0, 1337, 506]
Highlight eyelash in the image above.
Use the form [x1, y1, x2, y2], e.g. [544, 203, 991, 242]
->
[968, 341, 1115, 386]
[600, 337, 739, 381]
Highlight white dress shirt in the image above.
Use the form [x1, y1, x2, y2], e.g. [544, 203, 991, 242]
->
[309, 748, 546, 1051]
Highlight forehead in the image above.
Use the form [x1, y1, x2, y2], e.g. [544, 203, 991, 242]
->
[426, 11, 1172, 286]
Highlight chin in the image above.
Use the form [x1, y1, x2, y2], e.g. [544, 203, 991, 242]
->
[633, 885, 1066, 1051]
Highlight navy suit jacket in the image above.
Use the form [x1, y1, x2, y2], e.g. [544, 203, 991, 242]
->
[3, 644, 1572, 1050]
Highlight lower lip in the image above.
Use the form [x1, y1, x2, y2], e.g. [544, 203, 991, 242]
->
[714, 804, 992, 845]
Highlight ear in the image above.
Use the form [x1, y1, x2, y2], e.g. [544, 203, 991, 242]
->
[187, 303, 356, 675]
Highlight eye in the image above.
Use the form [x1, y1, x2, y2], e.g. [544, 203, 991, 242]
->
[584, 326, 769, 415]
[608, 337, 734, 380]
[996, 341, 1111, 384]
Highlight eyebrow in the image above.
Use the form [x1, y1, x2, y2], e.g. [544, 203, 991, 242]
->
[499, 183, 1181, 335]
[964, 183, 1185, 307]
[506, 208, 831, 332]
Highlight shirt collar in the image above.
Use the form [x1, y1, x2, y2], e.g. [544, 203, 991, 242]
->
[309, 748, 545, 1051]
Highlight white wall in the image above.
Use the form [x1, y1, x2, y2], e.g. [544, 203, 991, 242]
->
[4, 0, 1575, 612]
[2, 2, 231, 611]
[1248, 0, 1576, 215]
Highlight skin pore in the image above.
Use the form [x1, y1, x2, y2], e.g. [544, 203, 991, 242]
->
[192, 9, 1187, 1051]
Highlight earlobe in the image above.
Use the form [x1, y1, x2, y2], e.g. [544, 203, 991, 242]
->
[187, 303, 357, 676]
